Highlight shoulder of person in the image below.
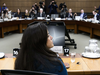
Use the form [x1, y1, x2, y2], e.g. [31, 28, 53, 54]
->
[97, 14, 99, 16]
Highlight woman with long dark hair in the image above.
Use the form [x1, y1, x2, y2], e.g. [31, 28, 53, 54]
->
[14, 22, 68, 75]
[14, 8, 22, 18]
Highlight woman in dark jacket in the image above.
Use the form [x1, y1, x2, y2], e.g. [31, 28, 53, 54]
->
[15, 22, 68, 75]
[14, 9, 22, 18]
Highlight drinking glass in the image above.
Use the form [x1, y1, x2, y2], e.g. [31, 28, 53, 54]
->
[71, 52, 76, 63]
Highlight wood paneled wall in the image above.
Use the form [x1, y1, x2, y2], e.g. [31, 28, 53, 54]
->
[0, 0, 44, 12]
[0, 0, 100, 12]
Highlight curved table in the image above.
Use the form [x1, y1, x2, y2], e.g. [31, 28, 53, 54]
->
[0, 53, 100, 75]
[0, 19, 100, 38]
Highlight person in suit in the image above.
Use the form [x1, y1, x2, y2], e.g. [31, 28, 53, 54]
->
[14, 9, 22, 18]
[37, 8, 46, 17]
[24, 9, 31, 18]
[94, 6, 100, 15]
[48, 1, 58, 14]
[80, 9, 87, 19]
[92, 10, 100, 20]
[14, 22, 68, 75]
[67, 8, 74, 19]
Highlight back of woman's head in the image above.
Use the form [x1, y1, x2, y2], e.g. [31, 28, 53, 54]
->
[21, 22, 48, 54]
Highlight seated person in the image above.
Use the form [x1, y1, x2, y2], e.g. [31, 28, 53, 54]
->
[66, 8, 74, 19]
[24, 9, 31, 18]
[29, 7, 37, 19]
[80, 9, 87, 19]
[14, 9, 22, 18]
[14, 22, 68, 75]
[37, 8, 46, 17]
[92, 10, 100, 20]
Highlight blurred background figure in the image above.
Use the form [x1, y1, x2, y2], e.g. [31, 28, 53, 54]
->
[34, 2, 39, 13]
[29, 7, 37, 19]
[6, 8, 12, 18]
[24, 9, 31, 18]
[1, 8, 11, 18]
[92, 10, 100, 20]
[60, 2, 67, 18]
[94, 5, 100, 15]
[67, 8, 74, 19]
[80, 9, 87, 19]
[59, 2, 67, 10]
[39, 1, 46, 13]
[14, 9, 22, 18]
[2, 3, 7, 18]
[42, 1, 46, 13]
[2, 3, 7, 12]
[37, 8, 46, 17]
[48, 0, 58, 14]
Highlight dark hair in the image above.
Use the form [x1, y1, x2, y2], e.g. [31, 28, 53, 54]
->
[15, 22, 63, 72]
[17, 8, 21, 14]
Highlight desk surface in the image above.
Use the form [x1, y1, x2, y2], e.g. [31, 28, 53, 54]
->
[0, 54, 100, 75]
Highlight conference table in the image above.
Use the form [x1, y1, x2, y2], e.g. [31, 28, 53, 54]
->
[0, 54, 100, 75]
[0, 19, 100, 38]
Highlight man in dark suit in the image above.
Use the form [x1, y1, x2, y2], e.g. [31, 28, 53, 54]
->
[80, 9, 87, 19]
[37, 8, 46, 17]
[92, 10, 100, 20]
[48, 1, 58, 14]
[67, 9, 74, 19]
[94, 6, 100, 15]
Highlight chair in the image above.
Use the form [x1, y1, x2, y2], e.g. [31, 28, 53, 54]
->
[1, 70, 57, 75]
[51, 14, 59, 20]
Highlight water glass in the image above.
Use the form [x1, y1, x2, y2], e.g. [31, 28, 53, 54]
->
[71, 52, 76, 63]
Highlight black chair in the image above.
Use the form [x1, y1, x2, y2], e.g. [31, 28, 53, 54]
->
[28, 21, 77, 49]
[1, 70, 57, 75]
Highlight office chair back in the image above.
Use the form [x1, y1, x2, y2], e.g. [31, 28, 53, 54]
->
[1, 70, 57, 75]
[51, 14, 59, 20]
